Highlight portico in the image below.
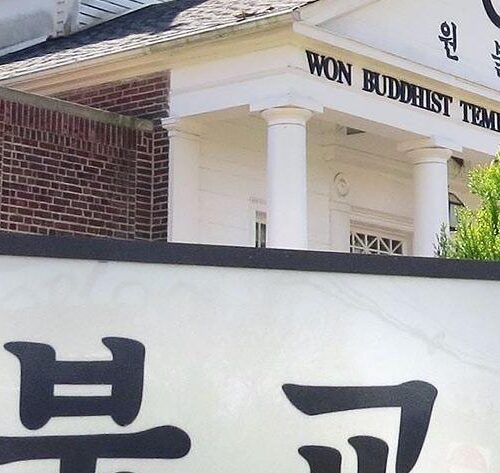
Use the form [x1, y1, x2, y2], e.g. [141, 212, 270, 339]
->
[164, 0, 498, 257]
[163, 104, 478, 257]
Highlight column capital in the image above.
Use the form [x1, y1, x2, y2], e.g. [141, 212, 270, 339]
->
[250, 91, 324, 115]
[398, 136, 462, 154]
[406, 148, 453, 165]
[262, 107, 314, 126]
[398, 137, 461, 166]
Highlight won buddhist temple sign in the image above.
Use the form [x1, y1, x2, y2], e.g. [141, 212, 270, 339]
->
[305, 50, 500, 134]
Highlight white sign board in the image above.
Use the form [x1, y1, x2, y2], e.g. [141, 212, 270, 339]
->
[0, 254, 498, 473]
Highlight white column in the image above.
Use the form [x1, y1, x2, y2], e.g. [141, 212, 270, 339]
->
[402, 142, 453, 257]
[162, 119, 201, 244]
[262, 107, 313, 249]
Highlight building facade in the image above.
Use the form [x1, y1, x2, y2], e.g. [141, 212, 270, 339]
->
[0, 0, 499, 257]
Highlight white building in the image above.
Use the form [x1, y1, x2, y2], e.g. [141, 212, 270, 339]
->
[1, 0, 499, 257]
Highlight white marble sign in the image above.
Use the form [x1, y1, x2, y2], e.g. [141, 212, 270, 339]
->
[0, 255, 498, 472]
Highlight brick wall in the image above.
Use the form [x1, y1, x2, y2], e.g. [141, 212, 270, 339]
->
[58, 72, 169, 119]
[0, 87, 156, 239]
[57, 72, 170, 240]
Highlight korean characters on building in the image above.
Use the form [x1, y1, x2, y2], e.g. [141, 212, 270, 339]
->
[440, 2, 500, 77]
[0, 336, 439, 473]
[438, 20, 500, 76]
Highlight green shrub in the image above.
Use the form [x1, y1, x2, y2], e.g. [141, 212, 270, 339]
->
[438, 151, 500, 260]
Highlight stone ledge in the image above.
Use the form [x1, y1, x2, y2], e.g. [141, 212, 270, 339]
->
[0, 86, 154, 131]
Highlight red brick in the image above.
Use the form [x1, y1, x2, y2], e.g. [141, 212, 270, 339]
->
[0, 72, 170, 241]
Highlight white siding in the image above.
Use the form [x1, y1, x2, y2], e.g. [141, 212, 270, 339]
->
[79, 0, 165, 29]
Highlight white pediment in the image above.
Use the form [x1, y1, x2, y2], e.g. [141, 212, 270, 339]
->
[303, 0, 500, 91]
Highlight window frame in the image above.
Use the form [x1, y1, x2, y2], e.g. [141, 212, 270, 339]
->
[349, 225, 410, 256]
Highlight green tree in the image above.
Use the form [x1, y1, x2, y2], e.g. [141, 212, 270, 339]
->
[438, 151, 500, 260]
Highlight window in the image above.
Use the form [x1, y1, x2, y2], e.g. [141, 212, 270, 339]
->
[255, 211, 267, 248]
[449, 192, 464, 233]
[350, 231, 405, 256]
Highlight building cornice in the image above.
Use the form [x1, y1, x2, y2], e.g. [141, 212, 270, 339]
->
[0, 86, 153, 130]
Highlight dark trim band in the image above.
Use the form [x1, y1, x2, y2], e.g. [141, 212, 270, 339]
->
[0, 233, 499, 281]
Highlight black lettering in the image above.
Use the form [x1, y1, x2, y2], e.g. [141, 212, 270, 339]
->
[430, 92, 443, 114]
[441, 94, 453, 117]
[323, 57, 339, 81]
[308, 52, 453, 120]
[385, 76, 401, 100]
[337, 61, 352, 86]
[306, 50, 353, 86]
[362, 69, 380, 93]
[283, 381, 438, 473]
[0, 427, 191, 473]
[411, 85, 427, 110]
[3, 338, 192, 473]
[5, 338, 145, 429]
[306, 50, 325, 77]
[472, 104, 483, 126]
[481, 108, 500, 131]
[399, 81, 414, 105]
[460, 100, 472, 123]
[483, 0, 500, 28]
[461, 100, 500, 133]
[424, 87, 433, 111]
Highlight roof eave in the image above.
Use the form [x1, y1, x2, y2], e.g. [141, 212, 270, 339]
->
[0, 8, 299, 89]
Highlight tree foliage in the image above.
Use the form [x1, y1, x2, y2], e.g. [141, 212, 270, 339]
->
[438, 152, 500, 260]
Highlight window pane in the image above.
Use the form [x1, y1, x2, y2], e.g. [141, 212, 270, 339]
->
[255, 211, 267, 248]
[350, 231, 405, 256]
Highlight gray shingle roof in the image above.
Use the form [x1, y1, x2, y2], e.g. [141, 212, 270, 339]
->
[0, 0, 312, 81]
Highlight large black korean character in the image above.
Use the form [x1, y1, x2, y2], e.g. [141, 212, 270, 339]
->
[1, 337, 191, 473]
[491, 40, 500, 78]
[0, 426, 191, 473]
[483, 0, 500, 28]
[283, 381, 438, 473]
[5, 337, 144, 429]
[438, 22, 459, 61]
